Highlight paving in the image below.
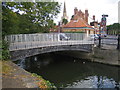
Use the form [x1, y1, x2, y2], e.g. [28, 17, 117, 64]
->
[2, 61, 41, 88]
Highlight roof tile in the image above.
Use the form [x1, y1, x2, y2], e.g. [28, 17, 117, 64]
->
[63, 18, 93, 28]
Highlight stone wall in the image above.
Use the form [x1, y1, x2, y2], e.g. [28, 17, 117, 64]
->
[92, 47, 120, 66]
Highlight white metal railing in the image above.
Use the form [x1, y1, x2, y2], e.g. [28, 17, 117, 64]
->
[5, 33, 94, 51]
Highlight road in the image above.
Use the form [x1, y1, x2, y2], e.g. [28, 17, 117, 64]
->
[95, 35, 118, 45]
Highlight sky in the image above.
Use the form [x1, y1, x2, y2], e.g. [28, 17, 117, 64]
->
[55, 0, 120, 25]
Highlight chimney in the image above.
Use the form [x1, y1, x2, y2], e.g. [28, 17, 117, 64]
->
[93, 15, 95, 21]
[85, 9, 89, 23]
[82, 12, 85, 19]
[78, 10, 82, 17]
[74, 7, 78, 15]
[78, 10, 81, 16]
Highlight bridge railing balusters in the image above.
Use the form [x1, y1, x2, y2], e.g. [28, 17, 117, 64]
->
[5, 33, 93, 51]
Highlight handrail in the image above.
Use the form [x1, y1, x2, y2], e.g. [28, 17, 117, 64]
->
[5, 33, 94, 51]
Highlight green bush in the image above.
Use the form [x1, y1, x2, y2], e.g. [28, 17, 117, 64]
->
[1, 40, 10, 60]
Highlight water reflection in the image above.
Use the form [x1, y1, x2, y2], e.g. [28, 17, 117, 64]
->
[66, 76, 117, 88]
[15, 53, 120, 88]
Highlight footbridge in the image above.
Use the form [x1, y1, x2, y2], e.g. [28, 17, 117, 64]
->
[6, 33, 94, 61]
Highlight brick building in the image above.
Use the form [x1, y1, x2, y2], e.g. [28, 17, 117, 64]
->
[62, 7, 94, 35]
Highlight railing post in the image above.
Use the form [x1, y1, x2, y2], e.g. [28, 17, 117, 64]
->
[98, 35, 101, 48]
[117, 34, 120, 50]
[58, 33, 60, 41]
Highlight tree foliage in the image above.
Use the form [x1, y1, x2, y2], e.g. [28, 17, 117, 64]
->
[107, 23, 120, 35]
[2, 2, 60, 35]
[62, 18, 68, 25]
[2, 40, 10, 60]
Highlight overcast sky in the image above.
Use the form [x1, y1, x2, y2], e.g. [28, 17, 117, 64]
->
[55, 0, 119, 25]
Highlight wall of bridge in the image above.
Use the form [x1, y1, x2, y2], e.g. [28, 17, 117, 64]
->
[10, 44, 94, 61]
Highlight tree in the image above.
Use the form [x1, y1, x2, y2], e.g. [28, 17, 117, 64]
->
[107, 23, 120, 35]
[2, 4, 20, 36]
[62, 18, 68, 25]
[2, 2, 61, 35]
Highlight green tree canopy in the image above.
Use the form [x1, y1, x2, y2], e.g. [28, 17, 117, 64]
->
[107, 23, 120, 34]
[62, 18, 68, 25]
[2, 2, 61, 36]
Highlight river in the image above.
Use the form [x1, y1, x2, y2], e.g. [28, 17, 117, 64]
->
[15, 52, 120, 88]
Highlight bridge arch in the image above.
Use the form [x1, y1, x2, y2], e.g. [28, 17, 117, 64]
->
[10, 44, 93, 61]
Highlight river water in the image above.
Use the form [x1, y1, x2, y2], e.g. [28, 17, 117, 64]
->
[15, 52, 120, 88]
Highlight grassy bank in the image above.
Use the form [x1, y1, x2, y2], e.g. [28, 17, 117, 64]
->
[31, 73, 56, 88]
[2, 61, 12, 75]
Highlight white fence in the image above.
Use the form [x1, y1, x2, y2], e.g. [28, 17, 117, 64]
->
[5, 33, 94, 51]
